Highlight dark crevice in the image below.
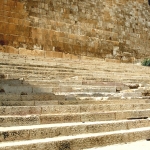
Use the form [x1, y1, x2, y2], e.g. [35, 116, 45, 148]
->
[127, 117, 148, 120]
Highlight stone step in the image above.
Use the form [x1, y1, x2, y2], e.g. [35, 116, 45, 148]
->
[75, 99, 150, 104]
[1, 67, 149, 80]
[0, 94, 65, 101]
[0, 84, 117, 94]
[3, 75, 146, 84]
[1, 65, 149, 78]
[0, 68, 77, 75]
[55, 91, 143, 99]
[0, 93, 149, 102]
[1, 70, 149, 85]
[84, 140, 150, 150]
[0, 52, 149, 71]
[0, 100, 142, 106]
[0, 119, 150, 143]
[1, 103, 150, 115]
[52, 86, 117, 93]
[0, 60, 149, 72]
[0, 100, 61, 106]
[1, 109, 150, 127]
[0, 93, 149, 104]
[24, 80, 123, 86]
[0, 127, 150, 150]
[0, 61, 106, 70]
[24, 80, 83, 86]
[1, 76, 148, 86]
[1, 74, 74, 81]
[0, 58, 149, 74]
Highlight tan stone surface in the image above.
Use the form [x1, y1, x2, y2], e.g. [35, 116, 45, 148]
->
[0, 51, 150, 149]
[0, 0, 149, 60]
[86, 140, 150, 150]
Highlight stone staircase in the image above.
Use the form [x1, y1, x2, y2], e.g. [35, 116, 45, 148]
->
[0, 52, 150, 149]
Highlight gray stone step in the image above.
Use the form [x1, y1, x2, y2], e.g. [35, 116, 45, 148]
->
[1, 100, 71, 106]
[0, 52, 149, 72]
[84, 140, 150, 150]
[52, 86, 117, 93]
[0, 119, 150, 143]
[1, 109, 150, 127]
[1, 65, 148, 78]
[55, 91, 144, 99]
[1, 103, 150, 115]
[0, 84, 117, 94]
[0, 56, 148, 70]
[0, 127, 150, 150]
[1, 68, 149, 82]
[0, 94, 65, 101]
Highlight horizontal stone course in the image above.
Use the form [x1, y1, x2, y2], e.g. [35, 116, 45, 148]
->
[1, 109, 150, 127]
[0, 0, 150, 60]
[0, 119, 149, 143]
[0, 127, 150, 150]
[1, 103, 150, 115]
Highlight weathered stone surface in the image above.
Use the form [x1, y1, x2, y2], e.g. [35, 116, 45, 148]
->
[0, 49, 150, 149]
[0, 0, 149, 61]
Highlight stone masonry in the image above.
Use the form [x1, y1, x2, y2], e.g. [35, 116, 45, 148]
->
[0, 0, 150, 62]
[0, 52, 150, 149]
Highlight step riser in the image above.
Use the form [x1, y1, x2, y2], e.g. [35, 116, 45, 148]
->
[0, 129, 150, 150]
[0, 85, 117, 94]
[1, 110, 150, 127]
[1, 99, 150, 106]
[1, 104, 150, 115]
[0, 94, 149, 103]
[0, 120, 149, 142]
[0, 94, 65, 101]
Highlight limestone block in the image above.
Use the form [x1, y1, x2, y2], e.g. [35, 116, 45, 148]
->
[0, 84, 33, 94]
[0, 101, 35, 106]
[62, 53, 72, 60]
[40, 115, 63, 124]
[0, 129, 29, 142]
[108, 104, 121, 111]
[71, 54, 79, 60]
[122, 92, 142, 98]
[41, 105, 80, 114]
[115, 111, 132, 120]
[63, 114, 81, 123]
[0, 45, 4, 53]
[4, 46, 18, 54]
[35, 101, 59, 106]
[64, 125, 86, 136]
[33, 87, 52, 94]
[0, 115, 40, 127]
[0, 106, 41, 115]
[120, 104, 134, 111]
[19, 48, 45, 57]
[45, 51, 63, 58]
[81, 112, 116, 122]
[105, 58, 121, 63]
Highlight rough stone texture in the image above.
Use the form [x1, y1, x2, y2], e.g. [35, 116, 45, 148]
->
[0, 0, 150, 61]
[0, 52, 150, 149]
[84, 140, 150, 150]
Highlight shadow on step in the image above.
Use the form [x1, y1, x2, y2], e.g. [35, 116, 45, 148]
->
[0, 74, 66, 106]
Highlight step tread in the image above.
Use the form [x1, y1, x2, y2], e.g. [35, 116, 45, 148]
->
[1, 108, 150, 117]
[84, 140, 150, 150]
[1, 119, 149, 131]
[0, 126, 150, 147]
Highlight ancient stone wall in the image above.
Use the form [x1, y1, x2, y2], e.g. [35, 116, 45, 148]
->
[0, 0, 150, 61]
